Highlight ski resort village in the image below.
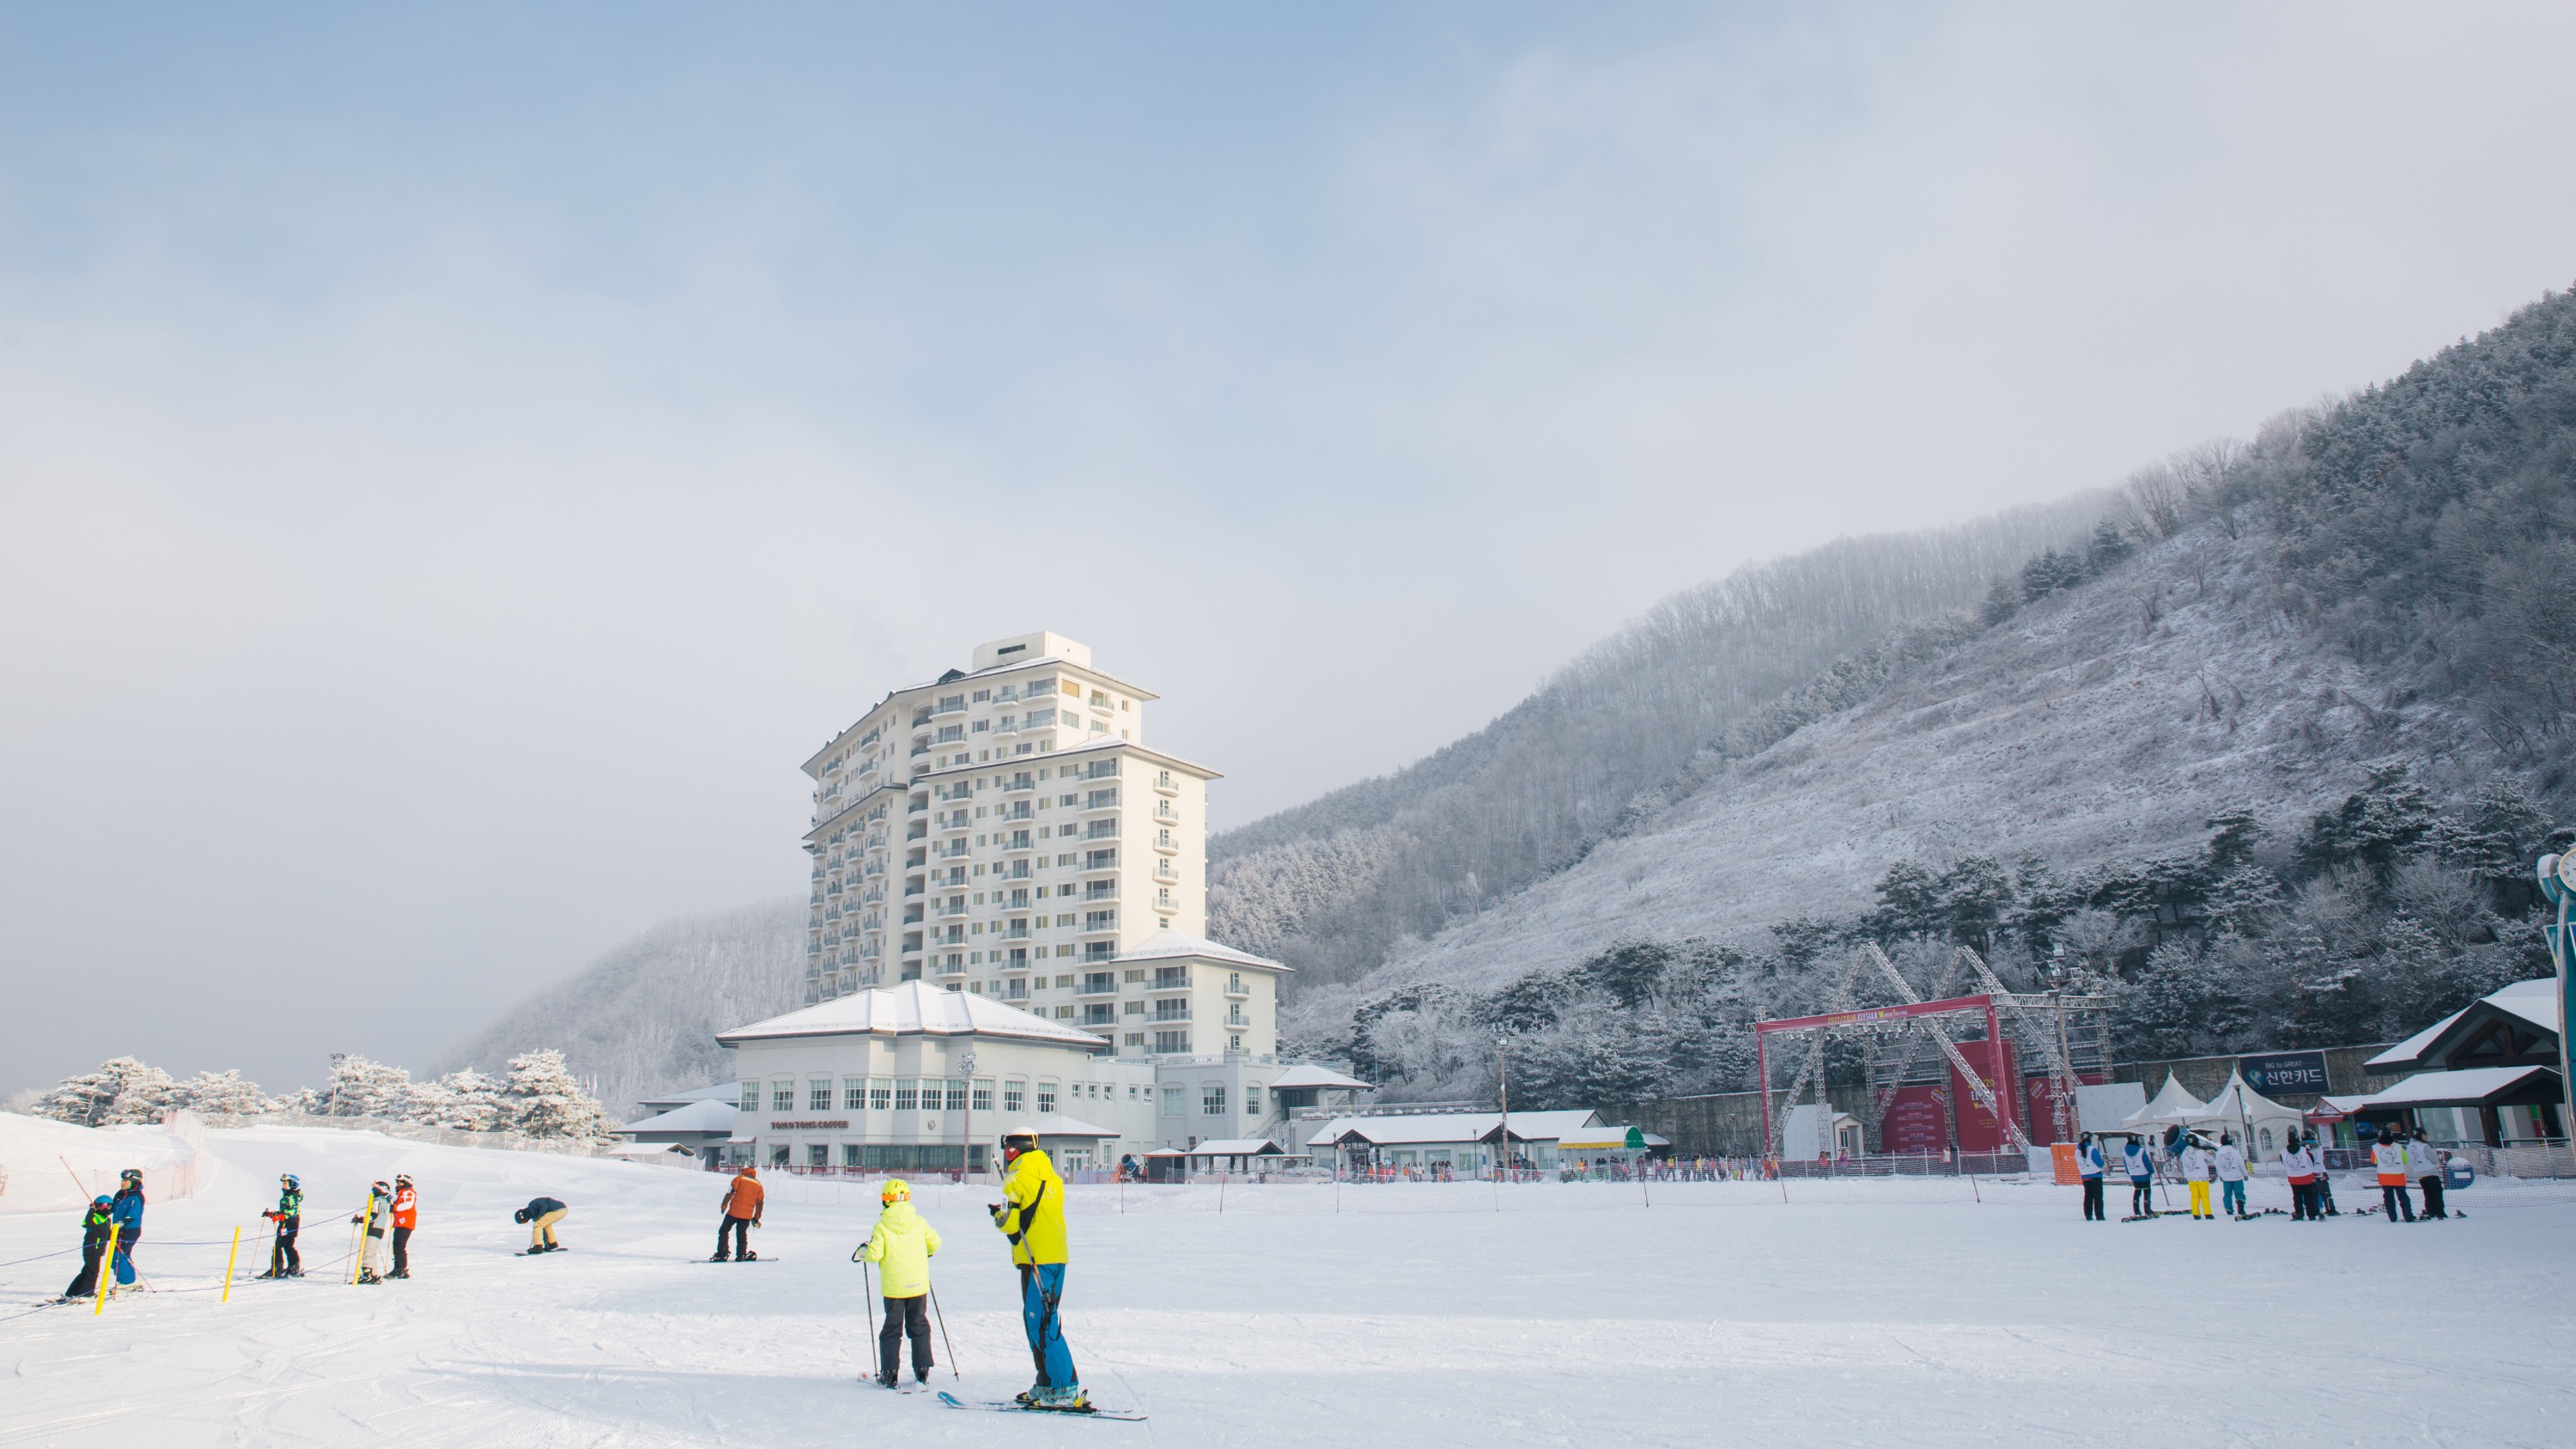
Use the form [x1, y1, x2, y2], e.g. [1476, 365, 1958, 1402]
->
[9, 10, 2576, 1446]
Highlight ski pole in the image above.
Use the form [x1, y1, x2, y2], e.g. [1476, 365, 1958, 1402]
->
[927, 1279, 961, 1378]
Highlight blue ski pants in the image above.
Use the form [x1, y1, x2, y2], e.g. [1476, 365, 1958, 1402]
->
[2221, 1180, 2245, 1216]
[1019, 1263, 1077, 1389]
[112, 1231, 138, 1286]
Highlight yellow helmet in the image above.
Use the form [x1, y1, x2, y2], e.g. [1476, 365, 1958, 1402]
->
[880, 1178, 910, 1203]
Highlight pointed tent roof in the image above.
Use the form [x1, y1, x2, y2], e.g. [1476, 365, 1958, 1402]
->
[718, 979, 1107, 1050]
[2188, 1069, 2304, 1129]
[2122, 1073, 2209, 1129]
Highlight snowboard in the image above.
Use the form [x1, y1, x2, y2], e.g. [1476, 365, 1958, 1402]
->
[702, 1257, 781, 1263]
[939, 1391, 1145, 1422]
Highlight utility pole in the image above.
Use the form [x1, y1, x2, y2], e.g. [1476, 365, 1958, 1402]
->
[959, 1050, 977, 1185]
[2541, 854, 2573, 1164]
[1496, 1032, 1512, 1183]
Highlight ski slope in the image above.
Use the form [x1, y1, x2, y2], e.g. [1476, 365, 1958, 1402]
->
[3, 1125, 2572, 1446]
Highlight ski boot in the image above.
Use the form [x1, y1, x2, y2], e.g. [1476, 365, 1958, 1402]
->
[1036, 1385, 1091, 1412]
[357, 1269, 382, 1284]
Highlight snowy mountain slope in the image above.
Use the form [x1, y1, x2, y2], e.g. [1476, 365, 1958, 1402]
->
[1293, 518, 2491, 1025]
[438, 898, 802, 1117]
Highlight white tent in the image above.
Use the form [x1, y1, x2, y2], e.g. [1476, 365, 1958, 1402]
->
[2120, 1073, 2209, 1132]
[2184, 1070, 2306, 1161]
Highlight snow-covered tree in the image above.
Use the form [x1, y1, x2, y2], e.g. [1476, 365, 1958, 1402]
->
[34, 1057, 177, 1127]
[324, 1054, 414, 1118]
[174, 1068, 271, 1117]
[410, 1069, 506, 1132]
[501, 1050, 617, 1141]
[276, 1086, 325, 1116]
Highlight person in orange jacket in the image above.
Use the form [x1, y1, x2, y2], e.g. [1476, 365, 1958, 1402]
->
[389, 1174, 418, 1279]
[714, 1164, 764, 1262]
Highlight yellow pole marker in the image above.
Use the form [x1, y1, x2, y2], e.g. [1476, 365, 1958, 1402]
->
[348, 1192, 374, 1285]
[222, 1224, 242, 1304]
[94, 1225, 119, 1317]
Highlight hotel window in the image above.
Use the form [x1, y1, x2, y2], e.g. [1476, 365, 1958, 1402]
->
[808, 1143, 829, 1167]
[843, 1077, 866, 1111]
[842, 1143, 862, 1167]
[946, 1080, 969, 1112]
[1004, 1079, 1027, 1113]
[972, 1079, 995, 1113]
[771, 1081, 793, 1112]
[809, 1079, 832, 1111]
[895, 1080, 920, 1111]
[1246, 1085, 1262, 1114]
[1125, 1032, 1145, 1048]
[1161, 1085, 1184, 1117]
[869, 1080, 892, 1112]
[1037, 1081, 1058, 1114]
[769, 1143, 791, 1166]
[739, 1081, 760, 1113]
[1203, 1085, 1227, 1117]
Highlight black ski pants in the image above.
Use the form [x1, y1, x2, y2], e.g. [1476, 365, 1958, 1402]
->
[270, 1217, 301, 1275]
[2380, 1184, 2414, 1221]
[2288, 1183, 2317, 1221]
[879, 1293, 933, 1382]
[65, 1241, 106, 1300]
[2129, 1180, 2154, 1216]
[392, 1226, 412, 1275]
[2419, 1176, 2445, 1219]
[716, 1216, 751, 1260]
[2081, 1178, 2104, 1221]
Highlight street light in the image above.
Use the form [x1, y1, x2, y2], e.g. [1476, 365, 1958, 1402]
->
[959, 1051, 978, 1185]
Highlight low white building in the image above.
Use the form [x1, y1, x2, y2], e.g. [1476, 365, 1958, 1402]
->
[1304, 1109, 1608, 1172]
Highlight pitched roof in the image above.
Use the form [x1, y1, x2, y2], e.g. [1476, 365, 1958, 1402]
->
[1304, 1109, 1602, 1146]
[620, 1100, 739, 1135]
[1030, 1116, 1121, 1138]
[2358, 1066, 2565, 1110]
[1186, 1138, 1285, 1155]
[2368, 977, 2561, 1071]
[635, 1081, 740, 1111]
[718, 980, 1107, 1049]
[1267, 1063, 1373, 1090]
[1116, 929, 1289, 971]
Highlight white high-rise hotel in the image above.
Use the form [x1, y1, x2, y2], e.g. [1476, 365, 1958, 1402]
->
[799, 630, 1271, 1058]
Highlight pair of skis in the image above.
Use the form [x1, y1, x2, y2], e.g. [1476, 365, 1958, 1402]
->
[937, 1391, 1145, 1422]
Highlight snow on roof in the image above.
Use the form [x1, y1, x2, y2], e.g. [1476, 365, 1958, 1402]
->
[2370, 977, 2560, 1069]
[1306, 1109, 1602, 1145]
[1032, 1116, 1121, 1138]
[2359, 1066, 2563, 1109]
[621, 1100, 738, 1135]
[1115, 929, 1289, 971]
[1267, 1063, 1373, 1090]
[2122, 1073, 2210, 1128]
[719, 980, 1108, 1049]
[635, 1081, 740, 1111]
[1186, 1138, 1285, 1155]
[2368, 1008, 2467, 1070]
[1558, 1132, 1672, 1151]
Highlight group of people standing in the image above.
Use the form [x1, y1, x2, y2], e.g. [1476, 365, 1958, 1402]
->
[2074, 1124, 2454, 1223]
[59, 1169, 148, 1302]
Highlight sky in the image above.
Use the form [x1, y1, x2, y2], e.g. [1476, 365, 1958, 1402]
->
[3, 3, 2573, 1095]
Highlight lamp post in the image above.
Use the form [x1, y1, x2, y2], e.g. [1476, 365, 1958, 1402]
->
[2539, 855, 2573, 1159]
[1495, 1032, 1511, 1184]
[959, 1051, 977, 1185]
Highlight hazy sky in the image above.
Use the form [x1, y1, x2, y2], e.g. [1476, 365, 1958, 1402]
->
[5, 3, 2573, 1094]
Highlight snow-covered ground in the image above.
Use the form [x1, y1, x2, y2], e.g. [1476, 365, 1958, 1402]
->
[4, 1126, 2572, 1446]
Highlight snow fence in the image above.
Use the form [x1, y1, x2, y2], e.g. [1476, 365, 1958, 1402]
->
[0, 1110, 209, 1215]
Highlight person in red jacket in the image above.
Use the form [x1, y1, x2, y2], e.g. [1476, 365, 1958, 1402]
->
[389, 1175, 418, 1279]
[714, 1165, 764, 1262]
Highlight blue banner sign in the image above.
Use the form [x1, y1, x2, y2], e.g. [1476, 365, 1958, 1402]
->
[2238, 1051, 2332, 1094]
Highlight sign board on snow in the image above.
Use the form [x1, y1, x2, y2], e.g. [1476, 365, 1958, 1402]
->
[2237, 1051, 2332, 1094]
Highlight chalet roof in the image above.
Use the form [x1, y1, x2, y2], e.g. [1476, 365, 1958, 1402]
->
[2356, 1066, 2566, 1111]
[2367, 977, 2561, 1072]
[719, 980, 1107, 1050]
[1187, 1138, 1286, 1155]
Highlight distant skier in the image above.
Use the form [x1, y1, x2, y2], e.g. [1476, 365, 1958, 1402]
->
[2075, 1134, 2106, 1221]
[2121, 1137, 2156, 1218]
[514, 1196, 569, 1253]
[259, 1174, 306, 1277]
[108, 1169, 145, 1290]
[58, 1196, 116, 1302]
[390, 1175, 418, 1278]
[714, 1165, 763, 1262]
[2280, 1137, 2321, 1221]
[2408, 1129, 2448, 1221]
[2370, 1130, 2415, 1222]
[352, 1182, 392, 1283]
[991, 1129, 1083, 1409]
[2214, 1133, 2248, 1219]
[860, 1178, 942, 1388]
[2178, 1136, 2215, 1221]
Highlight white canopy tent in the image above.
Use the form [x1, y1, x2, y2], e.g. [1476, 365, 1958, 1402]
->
[2120, 1074, 2210, 1132]
[2184, 1070, 2306, 1161]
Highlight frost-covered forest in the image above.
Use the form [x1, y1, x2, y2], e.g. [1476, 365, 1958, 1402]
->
[438, 897, 805, 1115]
[22, 1048, 620, 1142]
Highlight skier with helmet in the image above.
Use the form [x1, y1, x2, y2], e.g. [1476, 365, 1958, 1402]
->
[108, 1168, 145, 1291]
[258, 1174, 306, 1278]
[389, 1175, 418, 1278]
[58, 1196, 116, 1302]
[713, 1163, 763, 1262]
[352, 1182, 392, 1283]
[989, 1129, 1082, 1410]
[859, 1178, 942, 1388]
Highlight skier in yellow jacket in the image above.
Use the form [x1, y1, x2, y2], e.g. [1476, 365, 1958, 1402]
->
[860, 1179, 942, 1388]
[989, 1129, 1082, 1409]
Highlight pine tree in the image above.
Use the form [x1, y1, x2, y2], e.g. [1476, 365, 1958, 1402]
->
[501, 1050, 618, 1141]
[175, 1068, 271, 1117]
[35, 1057, 177, 1126]
[325, 1055, 414, 1118]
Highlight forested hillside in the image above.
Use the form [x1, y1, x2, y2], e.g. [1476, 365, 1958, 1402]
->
[1208, 497, 2110, 986]
[439, 898, 804, 1117]
[1300, 286, 2576, 1105]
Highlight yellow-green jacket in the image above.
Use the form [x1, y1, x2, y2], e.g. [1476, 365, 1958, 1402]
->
[991, 1148, 1067, 1266]
[860, 1200, 941, 1298]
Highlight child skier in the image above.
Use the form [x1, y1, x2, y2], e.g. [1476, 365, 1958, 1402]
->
[390, 1175, 418, 1278]
[2076, 1134, 2106, 1221]
[2280, 1137, 2321, 1221]
[352, 1182, 392, 1283]
[991, 1129, 1083, 1409]
[2215, 1133, 2249, 1219]
[58, 1196, 116, 1303]
[2178, 1135, 2215, 1220]
[860, 1178, 942, 1388]
[2121, 1137, 2155, 1217]
[714, 1164, 763, 1262]
[2371, 1130, 2415, 1222]
[258, 1174, 306, 1278]
[108, 1169, 145, 1291]
[514, 1196, 569, 1253]
[2407, 1129, 2447, 1220]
